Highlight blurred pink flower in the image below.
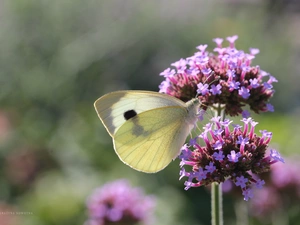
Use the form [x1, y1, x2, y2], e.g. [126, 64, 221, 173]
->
[85, 179, 156, 225]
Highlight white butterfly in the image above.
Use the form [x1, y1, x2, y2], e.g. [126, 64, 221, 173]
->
[94, 90, 200, 173]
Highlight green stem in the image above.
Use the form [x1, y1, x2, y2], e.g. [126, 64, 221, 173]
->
[211, 183, 223, 225]
[211, 104, 224, 225]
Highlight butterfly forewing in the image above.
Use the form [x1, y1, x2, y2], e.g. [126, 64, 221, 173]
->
[94, 91, 186, 136]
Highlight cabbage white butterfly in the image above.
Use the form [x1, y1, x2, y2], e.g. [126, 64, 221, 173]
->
[94, 91, 201, 173]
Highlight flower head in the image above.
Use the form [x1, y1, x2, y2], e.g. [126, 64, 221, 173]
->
[179, 117, 284, 201]
[159, 36, 276, 116]
[85, 179, 156, 225]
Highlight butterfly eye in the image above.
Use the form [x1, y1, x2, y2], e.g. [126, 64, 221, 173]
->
[123, 110, 137, 120]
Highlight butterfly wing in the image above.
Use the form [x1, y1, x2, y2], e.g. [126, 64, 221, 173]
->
[113, 106, 192, 173]
[94, 91, 186, 137]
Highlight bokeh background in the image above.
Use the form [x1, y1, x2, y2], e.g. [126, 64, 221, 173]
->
[1, 0, 300, 224]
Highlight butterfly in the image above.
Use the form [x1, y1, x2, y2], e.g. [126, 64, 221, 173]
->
[94, 90, 201, 173]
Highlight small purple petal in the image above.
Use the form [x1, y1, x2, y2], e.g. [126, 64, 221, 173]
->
[189, 137, 198, 146]
[195, 168, 207, 181]
[255, 179, 265, 189]
[242, 188, 253, 201]
[227, 150, 241, 163]
[184, 181, 193, 191]
[205, 162, 216, 173]
[241, 117, 252, 124]
[226, 35, 239, 44]
[270, 149, 285, 163]
[249, 48, 260, 55]
[188, 68, 200, 76]
[213, 128, 224, 136]
[242, 110, 251, 118]
[238, 86, 250, 99]
[263, 82, 273, 89]
[171, 58, 186, 69]
[260, 70, 269, 76]
[158, 80, 170, 93]
[232, 124, 242, 131]
[197, 83, 209, 95]
[179, 167, 190, 180]
[211, 116, 221, 124]
[249, 78, 260, 88]
[196, 44, 208, 52]
[235, 175, 248, 188]
[228, 80, 240, 90]
[236, 135, 249, 145]
[179, 144, 192, 160]
[210, 84, 222, 95]
[213, 140, 224, 150]
[212, 38, 224, 47]
[227, 70, 236, 78]
[266, 103, 274, 112]
[220, 119, 232, 127]
[177, 66, 187, 74]
[201, 67, 212, 75]
[159, 68, 175, 77]
[213, 47, 226, 54]
[213, 151, 225, 161]
[268, 75, 278, 83]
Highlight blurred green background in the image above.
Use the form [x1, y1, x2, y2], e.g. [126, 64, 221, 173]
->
[0, 0, 300, 224]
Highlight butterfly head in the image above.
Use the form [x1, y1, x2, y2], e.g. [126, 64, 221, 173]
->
[185, 98, 201, 125]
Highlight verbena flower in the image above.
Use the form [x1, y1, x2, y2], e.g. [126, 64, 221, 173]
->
[179, 117, 284, 201]
[85, 179, 156, 225]
[158, 36, 283, 203]
[159, 35, 276, 116]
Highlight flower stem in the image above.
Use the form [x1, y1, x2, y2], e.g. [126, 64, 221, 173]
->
[211, 183, 223, 225]
[211, 104, 224, 225]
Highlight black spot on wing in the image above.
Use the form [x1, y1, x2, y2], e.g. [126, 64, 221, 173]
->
[124, 110, 137, 120]
[123, 109, 153, 137]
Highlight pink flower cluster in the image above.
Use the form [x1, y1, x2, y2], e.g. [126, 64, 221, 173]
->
[85, 179, 156, 225]
[179, 117, 284, 201]
[159, 35, 276, 116]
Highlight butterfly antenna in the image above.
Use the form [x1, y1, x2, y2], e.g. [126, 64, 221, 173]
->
[189, 132, 193, 140]
[204, 71, 220, 85]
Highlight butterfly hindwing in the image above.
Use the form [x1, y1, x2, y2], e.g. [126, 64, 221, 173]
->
[94, 91, 186, 137]
[113, 106, 191, 173]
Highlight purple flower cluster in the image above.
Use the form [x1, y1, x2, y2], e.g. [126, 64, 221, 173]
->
[85, 179, 156, 225]
[179, 117, 284, 201]
[159, 35, 276, 116]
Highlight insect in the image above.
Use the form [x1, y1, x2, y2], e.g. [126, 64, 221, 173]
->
[94, 90, 201, 173]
